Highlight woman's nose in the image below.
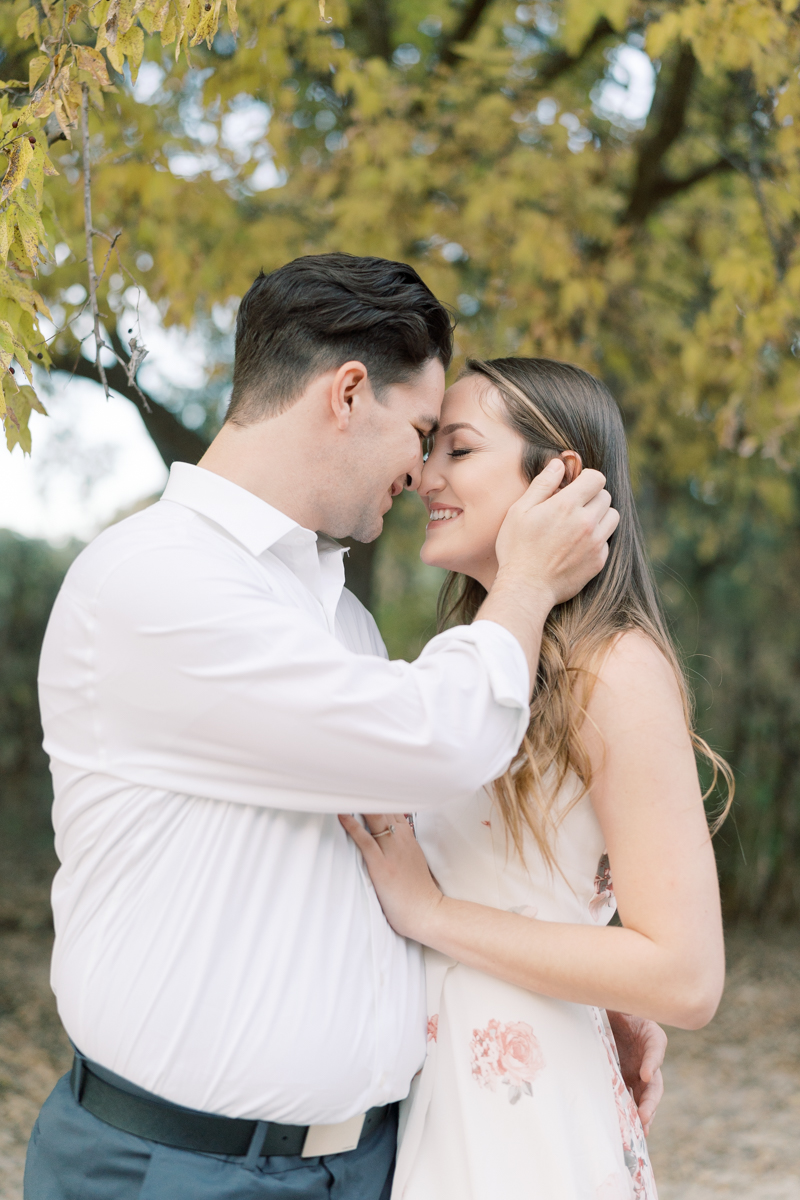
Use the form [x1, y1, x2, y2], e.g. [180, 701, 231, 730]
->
[418, 457, 442, 499]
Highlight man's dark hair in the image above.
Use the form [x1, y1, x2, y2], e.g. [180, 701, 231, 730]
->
[226, 253, 454, 423]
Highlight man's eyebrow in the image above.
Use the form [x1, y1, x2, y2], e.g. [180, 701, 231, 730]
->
[418, 416, 440, 434]
[438, 422, 483, 436]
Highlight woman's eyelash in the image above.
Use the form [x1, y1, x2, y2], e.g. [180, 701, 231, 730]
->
[448, 448, 471, 458]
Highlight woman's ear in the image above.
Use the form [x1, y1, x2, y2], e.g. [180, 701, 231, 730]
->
[558, 450, 583, 488]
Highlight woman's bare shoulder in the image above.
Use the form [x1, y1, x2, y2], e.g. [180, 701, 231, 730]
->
[588, 630, 684, 721]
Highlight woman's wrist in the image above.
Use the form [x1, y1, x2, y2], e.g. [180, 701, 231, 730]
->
[411, 889, 451, 950]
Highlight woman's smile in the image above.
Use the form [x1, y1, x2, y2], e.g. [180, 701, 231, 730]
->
[427, 503, 464, 526]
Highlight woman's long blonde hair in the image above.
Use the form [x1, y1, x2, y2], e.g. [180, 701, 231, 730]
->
[438, 357, 733, 866]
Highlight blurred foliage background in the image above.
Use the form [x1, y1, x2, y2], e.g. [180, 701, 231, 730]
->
[1, 0, 800, 922]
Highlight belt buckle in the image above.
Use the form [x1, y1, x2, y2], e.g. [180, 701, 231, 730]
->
[301, 1112, 366, 1157]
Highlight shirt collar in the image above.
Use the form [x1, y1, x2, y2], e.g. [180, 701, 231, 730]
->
[161, 464, 347, 628]
[162, 462, 311, 558]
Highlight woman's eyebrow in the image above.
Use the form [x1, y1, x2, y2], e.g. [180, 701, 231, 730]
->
[439, 422, 483, 436]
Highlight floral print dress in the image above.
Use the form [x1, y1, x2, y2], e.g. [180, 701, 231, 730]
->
[392, 777, 658, 1200]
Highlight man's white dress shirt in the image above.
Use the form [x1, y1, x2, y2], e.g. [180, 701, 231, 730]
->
[39, 463, 530, 1124]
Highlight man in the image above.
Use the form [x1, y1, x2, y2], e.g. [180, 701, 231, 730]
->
[27, 254, 664, 1199]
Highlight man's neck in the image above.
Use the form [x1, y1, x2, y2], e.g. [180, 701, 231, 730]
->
[198, 415, 324, 531]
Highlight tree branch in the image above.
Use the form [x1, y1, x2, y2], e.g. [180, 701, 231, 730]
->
[440, 0, 496, 67]
[624, 44, 700, 223]
[341, 538, 378, 611]
[362, 0, 393, 60]
[640, 157, 734, 208]
[536, 17, 614, 84]
[49, 344, 209, 468]
[80, 84, 110, 400]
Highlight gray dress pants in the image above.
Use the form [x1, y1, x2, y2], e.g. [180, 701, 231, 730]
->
[24, 1074, 397, 1200]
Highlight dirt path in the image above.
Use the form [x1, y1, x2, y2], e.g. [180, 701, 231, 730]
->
[1, 922, 798, 1198]
[648, 929, 800, 1199]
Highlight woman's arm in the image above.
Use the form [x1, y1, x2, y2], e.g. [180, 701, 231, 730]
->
[339, 632, 725, 1030]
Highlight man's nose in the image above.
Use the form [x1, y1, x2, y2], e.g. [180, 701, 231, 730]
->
[402, 459, 423, 493]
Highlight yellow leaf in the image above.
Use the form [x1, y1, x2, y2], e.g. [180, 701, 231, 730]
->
[191, 0, 222, 48]
[29, 55, 50, 91]
[19, 383, 47, 415]
[26, 144, 44, 207]
[74, 45, 112, 88]
[105, 0, 121, 44]
[120, 24, 145, 78]
[0, 207, 12, 263]
[52, 99, 73, 139]
[0, 137, 34, 201]
[121, 0, 149, 35]
[66, 3, 83, 24]
[226, 0, 238, 35]
[0, 319, 15, 370]
[160, 8, 177, 44]
[16, 6, 39, 40]
[104, 22, 144, 76]
[4, 397, 34, 454]
[32, 92, 55, 120]
[0, 377, 6, 419]
[7, 317, 33, 377]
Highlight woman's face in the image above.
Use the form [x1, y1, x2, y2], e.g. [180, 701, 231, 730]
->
[419, 375, 529, 588]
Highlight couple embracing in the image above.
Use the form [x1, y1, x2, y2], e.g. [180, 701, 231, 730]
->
[27, 253, 728, 1200]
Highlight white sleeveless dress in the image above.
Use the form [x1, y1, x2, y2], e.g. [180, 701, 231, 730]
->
[392, 778, 658, 1200]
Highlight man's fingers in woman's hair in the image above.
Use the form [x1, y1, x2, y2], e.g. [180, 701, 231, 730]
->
[582, 488, 613, 522]
[563, 467, 607, 505]
[598, 507, 621, 541]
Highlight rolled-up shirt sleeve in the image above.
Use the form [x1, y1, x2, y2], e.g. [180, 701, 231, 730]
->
[40, 538, 531, 814]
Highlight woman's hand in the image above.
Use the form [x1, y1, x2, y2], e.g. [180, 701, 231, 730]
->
[338, 813, 444, 942]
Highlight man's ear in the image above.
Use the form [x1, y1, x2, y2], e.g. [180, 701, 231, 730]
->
[329, 360, 371, 431]
[558, 449, 583, 487]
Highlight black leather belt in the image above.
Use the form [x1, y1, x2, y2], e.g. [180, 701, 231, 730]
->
[70, 1055, 391, 1161]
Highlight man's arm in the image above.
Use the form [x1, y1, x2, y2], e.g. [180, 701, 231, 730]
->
[41, 540, 532, 813]
[41, 462, 617, 816]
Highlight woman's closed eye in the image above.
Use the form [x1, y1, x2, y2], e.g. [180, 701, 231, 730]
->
[448, 447, 473, 459]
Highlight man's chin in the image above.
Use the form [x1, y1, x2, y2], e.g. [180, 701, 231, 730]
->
[347, 515, 383, 544]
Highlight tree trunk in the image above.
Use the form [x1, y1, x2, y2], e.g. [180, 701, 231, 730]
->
[341, 538, 378, 611]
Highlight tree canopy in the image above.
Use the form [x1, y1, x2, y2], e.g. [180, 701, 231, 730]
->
[2, 0, 800, 918]
[0, 0, 798, 472]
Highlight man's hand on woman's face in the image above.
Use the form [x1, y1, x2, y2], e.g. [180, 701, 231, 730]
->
[606, 1010, 667, 1137]
[494, 459, 620, 608]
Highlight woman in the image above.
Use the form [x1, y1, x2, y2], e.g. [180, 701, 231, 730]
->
[340, 357, 732, 1200]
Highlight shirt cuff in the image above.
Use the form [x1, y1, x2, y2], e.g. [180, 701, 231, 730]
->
[424, 620, 531, 711]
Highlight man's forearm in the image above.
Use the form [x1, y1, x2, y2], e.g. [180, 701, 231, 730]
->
[474, 569, 553, 690]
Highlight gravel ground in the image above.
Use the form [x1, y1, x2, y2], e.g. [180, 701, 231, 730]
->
[1, 870, 798, 1199]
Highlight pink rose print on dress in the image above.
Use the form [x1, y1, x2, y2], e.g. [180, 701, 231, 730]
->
[427, 1015, 439, 1043]
[470, 1019, 545, 1104]
[589, 852, 617, 923]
